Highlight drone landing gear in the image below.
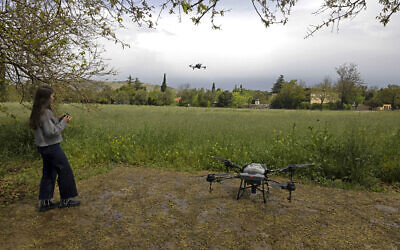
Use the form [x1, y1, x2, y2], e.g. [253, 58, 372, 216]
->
[237, 179, 269, 203]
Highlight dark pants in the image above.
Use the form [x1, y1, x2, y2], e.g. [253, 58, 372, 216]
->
[38, 143, 78, 200]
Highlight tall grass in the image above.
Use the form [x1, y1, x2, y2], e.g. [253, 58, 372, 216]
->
[1, 103, 399, 203]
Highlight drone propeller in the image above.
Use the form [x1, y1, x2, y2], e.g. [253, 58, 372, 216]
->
[277, 163, 314, 173]
[212, 156, 230, 163]
[212, 156, 242, 172]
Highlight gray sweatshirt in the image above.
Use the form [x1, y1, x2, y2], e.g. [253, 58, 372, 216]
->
[33, 109, 68, 147]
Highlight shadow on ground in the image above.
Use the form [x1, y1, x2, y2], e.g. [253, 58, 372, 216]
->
[1, 167, 400, 249]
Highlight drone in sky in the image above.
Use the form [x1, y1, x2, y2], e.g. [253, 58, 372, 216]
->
[202, 157, 314, 203]
[189, 63, 207, 70]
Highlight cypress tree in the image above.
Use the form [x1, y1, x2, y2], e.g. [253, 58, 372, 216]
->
[212, 82, 215, 93]
[272, 75, 284, 93]
[161, 73, 167, 92]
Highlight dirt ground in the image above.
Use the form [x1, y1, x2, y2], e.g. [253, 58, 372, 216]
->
[0, 166, 399, 249]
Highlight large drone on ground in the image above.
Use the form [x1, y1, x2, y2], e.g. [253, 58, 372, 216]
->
[189, 63, 206, 70]
[202, 157, 314, 203]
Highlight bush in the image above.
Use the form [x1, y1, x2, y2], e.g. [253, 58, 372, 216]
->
[376, 130, 400, 183]
[217, 91, 233, 107]
[311, 103, 322, 110]
[326, 102, 336, 110]
[343, 104, 352, 110]
[299, 102, 310, 109]
[0, 120, 36, 160]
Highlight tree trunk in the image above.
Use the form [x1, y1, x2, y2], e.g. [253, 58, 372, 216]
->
[0, 52, 6, 102]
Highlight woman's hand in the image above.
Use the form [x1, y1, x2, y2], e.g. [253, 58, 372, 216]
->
[63, 115, 72, 123]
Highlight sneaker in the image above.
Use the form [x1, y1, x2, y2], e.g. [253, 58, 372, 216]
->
[39, 200, 59, 212]
[59, 199, 81, 208]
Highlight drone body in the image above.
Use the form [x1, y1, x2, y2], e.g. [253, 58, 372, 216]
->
[205, 157, 313, 203]
[189, 63, 206, 70]
[238, 163, 270, 202]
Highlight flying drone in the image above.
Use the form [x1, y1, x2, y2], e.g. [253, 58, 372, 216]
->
[189, 63, 206, 70]
[202, 157, 314, 203]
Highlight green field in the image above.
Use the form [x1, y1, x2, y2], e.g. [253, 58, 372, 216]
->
[1, 103, 399, 204]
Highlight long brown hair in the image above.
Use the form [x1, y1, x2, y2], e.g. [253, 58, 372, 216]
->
[29, 86, 54, 129]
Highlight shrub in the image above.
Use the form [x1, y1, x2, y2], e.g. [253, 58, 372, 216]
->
[299, 102, 310, 109]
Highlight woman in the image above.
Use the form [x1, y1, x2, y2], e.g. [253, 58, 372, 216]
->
[29, 86, 80, 212]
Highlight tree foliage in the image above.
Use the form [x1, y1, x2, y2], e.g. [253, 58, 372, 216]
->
[232, 91, 250, 108]
[134, 78, 144, 91]
[376, 84, 400, 109]
[178, 84, 196, 106]
[127, 75, 133, 85]
[335, 63, 364, 107]
[251, 90, 269, 104]
[1, 0, 398, 89]
[312, 76, 335, 110]
[217, 90, 233, 107]
[271, 80, 306, 109]
[0, 0, 154, 102]
[272, 75, 284, 94]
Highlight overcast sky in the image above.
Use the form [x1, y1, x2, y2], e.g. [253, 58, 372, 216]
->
[99, 0, 400, 91]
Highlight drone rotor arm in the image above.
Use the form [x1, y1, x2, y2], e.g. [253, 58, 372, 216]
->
[214, 175, 239, 183]
[205, 173, 237, 182]
[293, 163, 315, 169]
[230, 164, 242, 172]
[267, 179, 281, 185]
[271, 182, 289, 189]
[206, 173, 239, 192]
[196, 173, 232, 178]
[269, 180, 296, 201]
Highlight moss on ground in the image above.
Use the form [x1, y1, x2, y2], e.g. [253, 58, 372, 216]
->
[0, 166, 399, 249]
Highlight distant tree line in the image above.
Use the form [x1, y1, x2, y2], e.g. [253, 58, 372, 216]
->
[271, 63, 400, 110]
[1, 65, 399, 110]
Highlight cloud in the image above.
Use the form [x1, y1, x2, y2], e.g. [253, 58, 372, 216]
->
[98, 0, 400, 90]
